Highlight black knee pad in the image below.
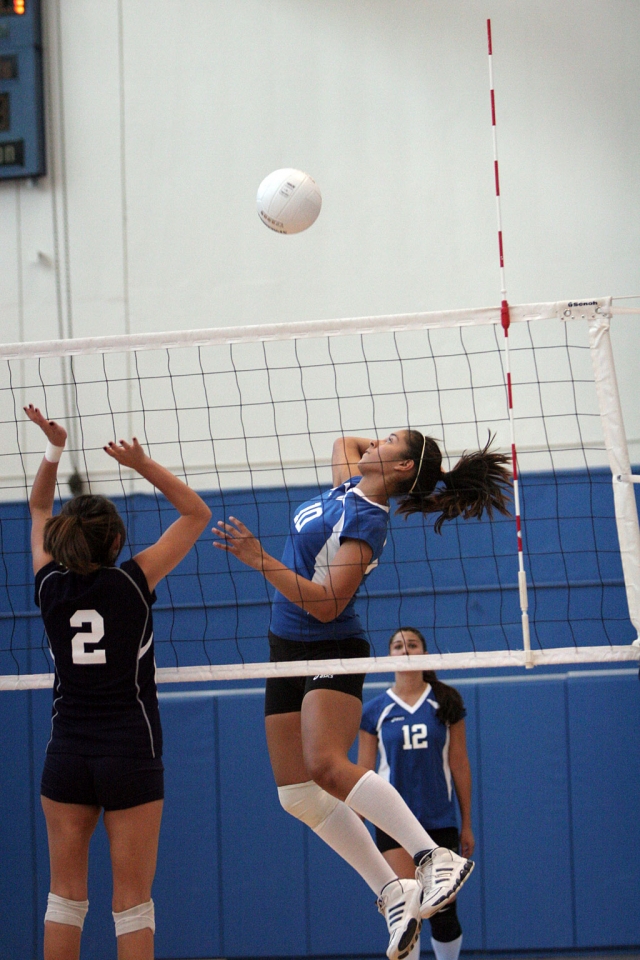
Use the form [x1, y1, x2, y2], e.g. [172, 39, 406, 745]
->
[429, 899, 462, 943]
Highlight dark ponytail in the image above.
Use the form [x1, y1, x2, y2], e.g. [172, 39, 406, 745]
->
[395, 431, 512, 533]
[421, 671, 466, 726]
[389, 626, 466, 726]
[43, 495, 126, 575]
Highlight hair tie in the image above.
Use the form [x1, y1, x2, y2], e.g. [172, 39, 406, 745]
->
[408, 434, 427, 493]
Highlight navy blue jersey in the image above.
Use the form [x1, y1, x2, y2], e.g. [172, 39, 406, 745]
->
[270, 477, 389, 642]
[35, 558, 161, 758]
[361, 686, 466, 830]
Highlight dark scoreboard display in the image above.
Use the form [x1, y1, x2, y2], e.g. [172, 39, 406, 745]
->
[0, 0, 45, 179]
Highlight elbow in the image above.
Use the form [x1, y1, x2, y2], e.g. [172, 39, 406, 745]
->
[197, 504, 212, 528]
[314, 600, 348, 623]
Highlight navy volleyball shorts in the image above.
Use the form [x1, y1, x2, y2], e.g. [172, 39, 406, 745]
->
[376, 824, 460, 855]
[264, 631, 370, 716]
[41, 752, 165, 811]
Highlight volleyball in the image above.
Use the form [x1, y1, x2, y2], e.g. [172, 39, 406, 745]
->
[256, 168, 322, 234]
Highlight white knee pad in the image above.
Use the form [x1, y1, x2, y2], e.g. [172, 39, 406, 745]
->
[278, 780, 339, 830]
[45, 892, 89, 930]
[113, 899, 155, 937]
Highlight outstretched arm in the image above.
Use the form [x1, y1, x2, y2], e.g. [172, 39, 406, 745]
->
[331, 437, 373, 487]
[213, 516, 373, 623]
[448, 719, 474, 858]
[24, 405, 67, 574]
[104, 439, 211, 591]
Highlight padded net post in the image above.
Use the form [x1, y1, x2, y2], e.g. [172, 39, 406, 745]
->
[588, 307, 640, 639]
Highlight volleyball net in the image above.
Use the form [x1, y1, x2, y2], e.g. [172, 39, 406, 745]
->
[1, 298, 639, 690]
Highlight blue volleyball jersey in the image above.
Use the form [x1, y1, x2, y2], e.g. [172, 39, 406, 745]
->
[361, 686, 466, 830]
[35, 558, 162, 759]
[270, 477, 389, 642]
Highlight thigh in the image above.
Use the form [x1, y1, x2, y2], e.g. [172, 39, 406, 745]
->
[104, 799, 163, 911]
[265, 711, 309, 786]
[41, 796, 101, 900]
[301, 687, 363, 758]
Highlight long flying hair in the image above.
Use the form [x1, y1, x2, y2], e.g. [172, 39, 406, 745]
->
[389, 626, 465, 726]
[43, 495, 126, 576]
[395, 431, 512, 533]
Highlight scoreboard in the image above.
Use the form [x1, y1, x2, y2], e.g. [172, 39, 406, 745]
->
[0, 0, 45, 180]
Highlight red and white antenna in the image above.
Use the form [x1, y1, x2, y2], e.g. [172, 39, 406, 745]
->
[487, 19, 532, 666]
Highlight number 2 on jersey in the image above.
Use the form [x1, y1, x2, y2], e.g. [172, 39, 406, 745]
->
[70, 610, 106, 665]
[401, 723, 428, 750]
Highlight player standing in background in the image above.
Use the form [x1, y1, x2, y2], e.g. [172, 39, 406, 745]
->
[359, 627, 473, 960]
[25, 404, 211, 960]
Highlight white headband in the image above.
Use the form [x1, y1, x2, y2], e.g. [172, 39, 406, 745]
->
[408, 435, 427, 494]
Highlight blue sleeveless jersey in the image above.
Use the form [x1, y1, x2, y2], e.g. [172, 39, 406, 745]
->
[35, 558, 161, 759]
[270, 477, 389, 642]
[361, 686, 466, 830]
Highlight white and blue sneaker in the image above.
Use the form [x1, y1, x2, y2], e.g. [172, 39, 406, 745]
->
[415, 847, 474, 919]
[377, 878, 422, 960]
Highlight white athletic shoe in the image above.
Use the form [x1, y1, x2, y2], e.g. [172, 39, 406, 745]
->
[415, 847, 474, 919]
[377, 878, 422, 960]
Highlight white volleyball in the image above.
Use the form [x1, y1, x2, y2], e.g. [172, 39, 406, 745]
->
[256, 168, 322, 234]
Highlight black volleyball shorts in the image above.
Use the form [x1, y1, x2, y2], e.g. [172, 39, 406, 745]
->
[376, 824, 460, 856]
[264, 631, 370, 716]
[41, 752, 165, 811]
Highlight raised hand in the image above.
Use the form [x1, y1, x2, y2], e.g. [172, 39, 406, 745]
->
[213, 516, 267, 571]
[24, 404, 67, 447]
[103, 437, 149, 471]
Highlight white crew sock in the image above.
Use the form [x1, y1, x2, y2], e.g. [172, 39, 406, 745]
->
[344, 770, 435, 859]
[314, 799, 397, 895]
[431, 934, 463, 960]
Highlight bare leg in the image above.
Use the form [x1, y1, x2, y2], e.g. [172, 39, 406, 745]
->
[104, 799, 163, 960]
[265, 710, 309, 786]
[41, 797, 101, 960]
[300, 688, 371, 797]
[384, 846, 416, 880]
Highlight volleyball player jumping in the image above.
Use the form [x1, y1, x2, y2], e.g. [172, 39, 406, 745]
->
[214, 429, 510, 960]
[25, 404, 211, 960]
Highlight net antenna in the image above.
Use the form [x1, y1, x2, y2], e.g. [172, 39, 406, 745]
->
[487, 19, 532, 666]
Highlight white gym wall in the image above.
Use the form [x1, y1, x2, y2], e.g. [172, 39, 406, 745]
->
[1, 0, 638, 434]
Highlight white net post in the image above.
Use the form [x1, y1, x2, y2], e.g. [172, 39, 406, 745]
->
[588, 302, 640, 641]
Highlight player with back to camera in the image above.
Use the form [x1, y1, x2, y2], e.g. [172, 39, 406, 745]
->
[359, 627, 474, 960]
[213, 429, 510, 960]
[25, 404, 212, 960]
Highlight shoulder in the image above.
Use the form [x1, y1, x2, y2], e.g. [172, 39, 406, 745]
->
[35, 560, 63, 586]
[346, 488, 389, 524]
[117, 559, 157, 606]
[361, 690, 392, 729]
[34, 561, 68, 602]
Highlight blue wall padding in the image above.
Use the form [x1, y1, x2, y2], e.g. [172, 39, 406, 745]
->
[1, 468, 637, 680]
[155, 697, 221, 958]
[216, 693, 308, 956]
[1, 469, 639, 957]
[2, 673, 638, 959]
[0, 690, 38, 959]
[477, 679, 575, 949]
[568, 673, 640, 947]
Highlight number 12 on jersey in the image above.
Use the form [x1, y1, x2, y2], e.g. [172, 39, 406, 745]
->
[401, 723, 428, 750]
